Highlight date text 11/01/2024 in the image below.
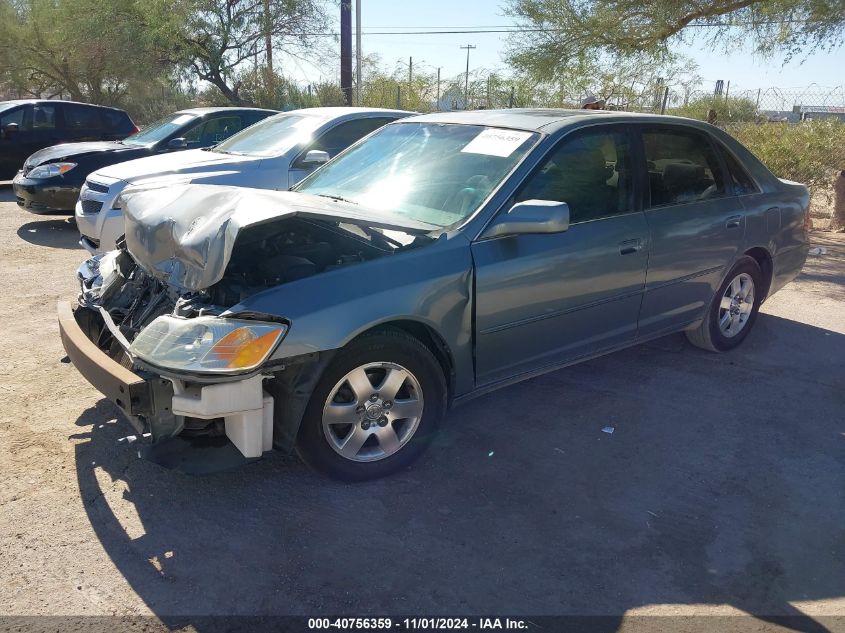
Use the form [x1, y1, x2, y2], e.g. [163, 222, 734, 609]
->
[307, 618, 529, 630]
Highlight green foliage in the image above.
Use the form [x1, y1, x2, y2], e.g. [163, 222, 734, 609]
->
[141, 0, 330, 105]
[670, 95, 761, 123]
[504, 0, 845, 81]
[728, 118, 845, 189]
[0, 0, 162, 104]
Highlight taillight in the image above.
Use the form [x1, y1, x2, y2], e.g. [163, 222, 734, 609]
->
[803, 205, 812, 232]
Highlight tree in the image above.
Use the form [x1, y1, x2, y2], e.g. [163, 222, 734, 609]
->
[505, 0, 845, 78]
[0, 0, 163, 104]
[143, 0, 330, 105]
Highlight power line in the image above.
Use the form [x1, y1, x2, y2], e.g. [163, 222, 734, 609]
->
[300, 19, 810, 37]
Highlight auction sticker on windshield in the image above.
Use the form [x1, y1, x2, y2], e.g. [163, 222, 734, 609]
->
[461, 129, 534, 157]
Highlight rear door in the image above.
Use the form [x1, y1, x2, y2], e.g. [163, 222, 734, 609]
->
[472, 125, 650, 386]
[636, 125, 745, 337]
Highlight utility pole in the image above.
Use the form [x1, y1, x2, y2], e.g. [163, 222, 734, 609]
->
[340, 0, 352, 106]
[436, 67, 441, 111]
[460, 44, 476, 110]
[264, 0, 272, 75]
[408, 57, 413, 108]
[355, 0, 362, 106]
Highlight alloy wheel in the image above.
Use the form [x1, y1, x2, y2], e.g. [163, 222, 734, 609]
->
[322, 362, 424, 462]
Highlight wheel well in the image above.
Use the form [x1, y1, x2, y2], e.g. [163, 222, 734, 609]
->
[744, 247, 773, 299]
[355, 321, 455, 401]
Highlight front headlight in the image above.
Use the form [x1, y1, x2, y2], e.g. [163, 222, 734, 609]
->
[28, 162, 77, 179]
[128, 315, 288, 374]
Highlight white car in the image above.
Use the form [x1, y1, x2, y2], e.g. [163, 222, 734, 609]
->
[75, 107, 410, 254]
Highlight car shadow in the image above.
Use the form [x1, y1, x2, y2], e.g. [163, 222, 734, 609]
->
[0, 182, 16, 203]
[17, 217, 81, 250]
[73, 314, 844, 629]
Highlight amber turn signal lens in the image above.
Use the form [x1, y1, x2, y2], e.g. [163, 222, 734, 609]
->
[208, 328, 283, 369]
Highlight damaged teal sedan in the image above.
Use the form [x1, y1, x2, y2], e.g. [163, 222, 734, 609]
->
[59, 109, 810, 480]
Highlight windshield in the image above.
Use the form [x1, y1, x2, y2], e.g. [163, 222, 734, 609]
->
[294, 122, 538, 228]
[212, 112, 324, 156]
[0, 102, 21, 115]
[123, 113, 198, 146]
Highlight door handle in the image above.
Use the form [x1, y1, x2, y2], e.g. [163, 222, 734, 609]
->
[726, 215, 743, 229]
[618, 238, 643, 255]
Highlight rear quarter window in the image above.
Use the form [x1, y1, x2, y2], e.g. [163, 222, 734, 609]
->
[63, 104, 102, 130]
[102, 109, 134, 134]
[719, 144, 760, 195]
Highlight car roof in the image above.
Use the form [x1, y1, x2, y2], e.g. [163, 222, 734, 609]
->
[0, 98, 127, 112]
[405, 108, 715, 134]
[285, 106, 413, 118]
[175, 107, 279, 116]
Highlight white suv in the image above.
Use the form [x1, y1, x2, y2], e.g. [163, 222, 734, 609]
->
[75, 107, 410, 254]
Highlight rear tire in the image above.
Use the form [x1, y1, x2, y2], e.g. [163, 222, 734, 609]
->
[686, 256, 764, 352]
[296, 329, 447, 481]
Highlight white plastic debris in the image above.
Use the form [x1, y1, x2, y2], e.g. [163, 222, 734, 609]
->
[602, 426, 615, 434]
[488, 451, 495, 457]
[809, 247, 827, 255]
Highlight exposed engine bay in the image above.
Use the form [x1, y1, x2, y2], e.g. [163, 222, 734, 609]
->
[78, 216, 410, 356]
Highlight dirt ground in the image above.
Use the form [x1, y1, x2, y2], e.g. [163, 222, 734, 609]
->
[0, 184, 843, 630]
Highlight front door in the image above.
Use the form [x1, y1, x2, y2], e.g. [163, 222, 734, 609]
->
[472, 126, 649, 386]
[636, 126, 746, 337]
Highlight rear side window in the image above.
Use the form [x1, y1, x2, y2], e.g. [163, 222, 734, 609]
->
[515, 128, 634, 224]
[719, 145, 759, 195]
[64, 104, 101, 129]
[643, 129, 726, 207]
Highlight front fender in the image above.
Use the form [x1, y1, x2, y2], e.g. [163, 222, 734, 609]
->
[228, 232, 476, 397]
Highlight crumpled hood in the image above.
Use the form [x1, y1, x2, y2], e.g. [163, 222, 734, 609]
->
[96, 148, 260, 182]
[25, 141, 137, 167]
[121, 184, 434, 292]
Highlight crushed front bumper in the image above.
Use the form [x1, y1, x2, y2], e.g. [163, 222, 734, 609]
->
[58, 300, 275, 465]
[57, 300, 170, 434]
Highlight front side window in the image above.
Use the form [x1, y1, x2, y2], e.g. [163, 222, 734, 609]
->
[295, 122, 539, 229]
[305, 117, 396, 157]
[184, 116, 243, 145]
[212, 113, 325, 157]
[123, 113, 198, 146]
[515, 129, 634, 224]
[31, 104, 57, 129]
[643, 129, 726, 207]
[0, 106, 25, 129]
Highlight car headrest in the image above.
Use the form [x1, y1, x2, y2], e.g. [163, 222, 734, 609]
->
[662, 161, 705, 193]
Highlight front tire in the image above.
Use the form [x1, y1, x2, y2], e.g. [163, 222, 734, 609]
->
[686, 256, 764, 352]
[296, 329, 447, 481]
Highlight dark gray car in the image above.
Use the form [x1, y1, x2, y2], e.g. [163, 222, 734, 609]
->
[59, 109, 810, 480]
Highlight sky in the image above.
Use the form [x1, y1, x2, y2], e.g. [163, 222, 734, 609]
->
[284, 0, 844, 94]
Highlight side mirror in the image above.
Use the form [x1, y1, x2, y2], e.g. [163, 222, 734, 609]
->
[1, 122, 19, 139]
[167, 137, 188, 150]
[482, 200, 570, 239]
[300, 149, 330, 166]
